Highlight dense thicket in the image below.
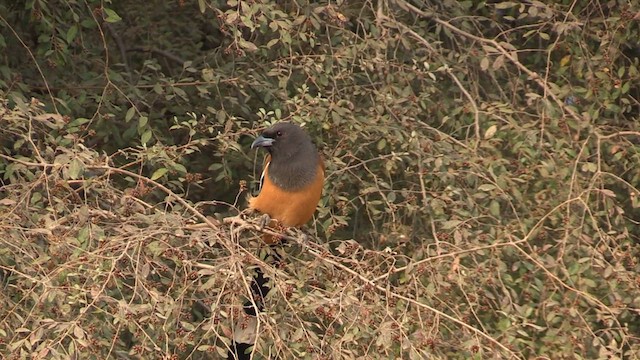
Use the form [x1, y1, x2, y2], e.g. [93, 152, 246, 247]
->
[1, 0, 639, 359]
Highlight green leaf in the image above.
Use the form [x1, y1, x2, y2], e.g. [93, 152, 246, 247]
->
[386, 191, 396, 203]
[495, 1, 517, 9]
[125, 107, 136, 122]
[174, 87, 187, 99]
[30, 192, 42, 205]
[582, 277, 597, 288]
[141, 130, 152, 145]
[442, 220, 462, 229]
[239, 39, 258, 52]
[172, 163, 187, 174]
[267, 38, 279, 48]
[103, 8, 122, 23]
[77, 226, 90, 245]
[151, 168, 168, 180]
[199, 277, 218, 291]
[68, 159, 85, 180]
[202, 68, 214, 82]
[66, 25, 78, 44]
[480, 57, 490, 71]
[484, 124, 497, 139]
[478, 184, 496, 191]
[492, 55, 505, 70]
[489, 200, 500, 217]
[216, 110, 226, 123]
[146, 241, 165, 256]
[67, 117, 90, 127]
[581, 162, 597, 173]
[138, 116, 148, 131]
[621, 81, 630, 94]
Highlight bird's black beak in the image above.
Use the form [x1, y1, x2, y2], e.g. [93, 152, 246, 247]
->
[251, 135, 275, 149]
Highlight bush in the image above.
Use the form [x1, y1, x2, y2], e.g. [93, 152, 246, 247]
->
[1, 0, 640, 358]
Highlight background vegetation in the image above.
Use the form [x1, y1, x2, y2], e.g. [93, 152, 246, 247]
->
[1, 0, 640, 358]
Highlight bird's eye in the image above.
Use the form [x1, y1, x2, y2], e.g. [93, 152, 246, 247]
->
[276, 131, 283, 137]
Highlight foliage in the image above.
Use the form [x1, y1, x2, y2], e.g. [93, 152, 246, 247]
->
[1, 0, 640, 359]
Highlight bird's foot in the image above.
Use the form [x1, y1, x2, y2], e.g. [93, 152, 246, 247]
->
[238, 208, 253, 220]
[258, 213, 271, 230]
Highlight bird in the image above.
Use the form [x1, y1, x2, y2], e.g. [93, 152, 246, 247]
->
[248, 122, 325, 230]
[227, 122, 324, 360]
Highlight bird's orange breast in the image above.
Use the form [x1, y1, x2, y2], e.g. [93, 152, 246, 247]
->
[249, 160, 324, 227]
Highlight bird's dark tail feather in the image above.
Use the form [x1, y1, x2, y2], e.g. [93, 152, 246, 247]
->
[227, 247, 283, 359]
